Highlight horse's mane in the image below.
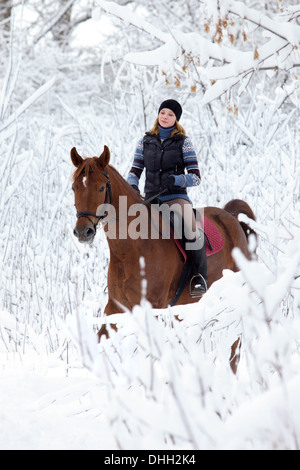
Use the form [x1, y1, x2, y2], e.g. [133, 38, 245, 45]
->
[108, 164, 143, 202]
[73, 158, 142, 201]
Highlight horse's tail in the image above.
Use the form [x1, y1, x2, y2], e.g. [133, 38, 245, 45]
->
[224, 199, 256, 242]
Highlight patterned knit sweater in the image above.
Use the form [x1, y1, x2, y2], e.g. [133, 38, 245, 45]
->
[127, 127, 201, 202]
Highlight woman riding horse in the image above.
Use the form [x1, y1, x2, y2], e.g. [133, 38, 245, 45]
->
[71, 142, 256, 373]
[127, 99, 208, 296]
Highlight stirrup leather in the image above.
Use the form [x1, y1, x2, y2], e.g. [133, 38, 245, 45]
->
[189, 274, 208, 298]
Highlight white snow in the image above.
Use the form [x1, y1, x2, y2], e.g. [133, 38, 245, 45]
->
[0, 360, 115, 450]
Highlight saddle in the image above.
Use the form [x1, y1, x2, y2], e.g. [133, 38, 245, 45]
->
[147, 203, 223, 306]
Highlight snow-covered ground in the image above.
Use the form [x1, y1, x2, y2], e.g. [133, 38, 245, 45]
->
[0, 357, 115, 450]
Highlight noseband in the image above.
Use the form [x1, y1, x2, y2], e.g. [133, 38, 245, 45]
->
[76, 171, 112, 231]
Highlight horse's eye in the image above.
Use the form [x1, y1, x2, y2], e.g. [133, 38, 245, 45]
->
[72, 186, 75, 192]
[99, 186, 105, 193]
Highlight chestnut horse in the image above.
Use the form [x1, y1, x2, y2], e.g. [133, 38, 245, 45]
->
[71, 146, 256, 372]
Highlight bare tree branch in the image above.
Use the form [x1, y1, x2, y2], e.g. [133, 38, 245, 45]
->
[33, 0, 75, 45]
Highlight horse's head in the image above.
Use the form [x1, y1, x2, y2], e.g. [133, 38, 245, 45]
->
[71, 145, 111, 244]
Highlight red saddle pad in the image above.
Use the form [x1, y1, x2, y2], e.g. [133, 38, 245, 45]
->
[172, 216, 223, 262]
[201, 216, 223, 256]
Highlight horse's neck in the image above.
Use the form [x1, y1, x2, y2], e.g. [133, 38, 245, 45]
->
[103, 169, 177, 268]
[108, 166, 142, 209]
[103, 167, 147, 249]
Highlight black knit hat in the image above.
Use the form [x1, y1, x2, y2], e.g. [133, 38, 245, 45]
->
[158, 99, 182, 121]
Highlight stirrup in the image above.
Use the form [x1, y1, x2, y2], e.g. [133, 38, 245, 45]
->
[189, 274, 208, 298]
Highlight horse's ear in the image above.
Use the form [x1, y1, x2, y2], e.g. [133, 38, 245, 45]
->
[99, 145, 110, 168]
[70, 147, 83, 167]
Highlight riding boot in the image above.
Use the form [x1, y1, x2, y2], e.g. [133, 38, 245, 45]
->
[186, 239, 208, 297]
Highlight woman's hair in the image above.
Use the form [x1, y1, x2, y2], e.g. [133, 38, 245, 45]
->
[148, 118, 186, 137]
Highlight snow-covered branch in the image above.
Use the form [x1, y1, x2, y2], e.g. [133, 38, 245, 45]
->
[0, 76, 56, 133]
[33, 0, 75, 45]
[225, 0, 300, 46]
[93, 0, 169, 43]
[95, 0, 300, 103]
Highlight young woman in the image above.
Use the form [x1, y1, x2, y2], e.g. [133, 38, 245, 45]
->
[127, 99, 207, 295]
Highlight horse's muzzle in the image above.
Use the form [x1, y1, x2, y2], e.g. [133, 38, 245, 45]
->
[73, 224, 96, 243]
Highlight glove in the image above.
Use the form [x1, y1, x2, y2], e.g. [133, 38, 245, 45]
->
[163, 175, 176, 191]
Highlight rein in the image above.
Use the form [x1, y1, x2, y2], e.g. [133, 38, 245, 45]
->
[141, 188, 168, 206]
[76, 171, 112, 230]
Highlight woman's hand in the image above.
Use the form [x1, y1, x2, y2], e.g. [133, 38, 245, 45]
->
[163, 174, 185, 190]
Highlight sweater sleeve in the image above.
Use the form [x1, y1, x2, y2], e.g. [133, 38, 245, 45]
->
[173, 137, 201, 188]
[127, 138, 144, 187]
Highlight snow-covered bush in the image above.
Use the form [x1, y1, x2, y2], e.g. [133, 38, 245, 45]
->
[69, 222, 300, 449]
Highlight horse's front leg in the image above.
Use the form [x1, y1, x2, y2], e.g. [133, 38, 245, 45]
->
[97, 297, 123, 341]
[97, 324, 110, 340]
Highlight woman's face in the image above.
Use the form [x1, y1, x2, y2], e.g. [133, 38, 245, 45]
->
[158, 108, 176, 128]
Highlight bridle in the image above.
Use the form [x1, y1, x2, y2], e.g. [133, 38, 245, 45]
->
[76, 171, 112, 231]
[75, 170, 175, 233]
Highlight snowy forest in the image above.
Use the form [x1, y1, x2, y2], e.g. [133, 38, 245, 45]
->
[0, 0, 299, 450]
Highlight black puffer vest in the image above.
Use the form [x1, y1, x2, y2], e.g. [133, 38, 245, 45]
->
[143, 132, 187, 198]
